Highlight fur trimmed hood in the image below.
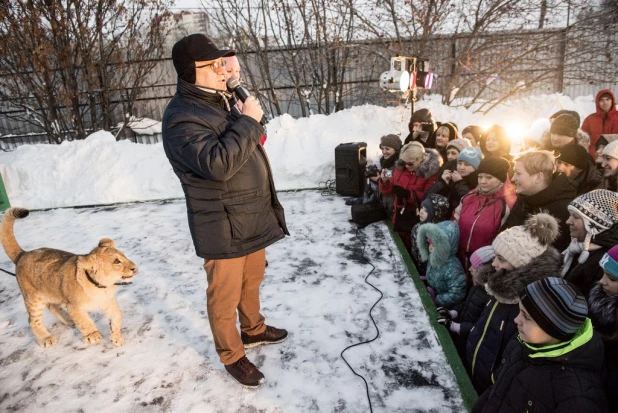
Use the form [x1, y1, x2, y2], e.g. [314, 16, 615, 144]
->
[481, 247, 561, 304]
[415, 148, 442, 179]
[418, 220, 459, 267]
[588, 283, 618, 338]
[474, 262, 494, 286]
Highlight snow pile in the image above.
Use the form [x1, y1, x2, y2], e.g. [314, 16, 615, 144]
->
[0, 131, 183, 209]
[0, 93, 598, 209]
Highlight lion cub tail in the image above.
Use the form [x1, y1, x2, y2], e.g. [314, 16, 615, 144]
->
[1, 208, 29, 264]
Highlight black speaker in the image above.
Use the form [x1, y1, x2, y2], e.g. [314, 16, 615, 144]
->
[335, 142, 367, 197]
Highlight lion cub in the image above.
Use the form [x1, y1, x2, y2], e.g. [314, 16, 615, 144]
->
[1, 208, 138, 348]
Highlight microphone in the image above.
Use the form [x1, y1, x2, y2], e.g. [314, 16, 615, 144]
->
[226, 78, 267, 126]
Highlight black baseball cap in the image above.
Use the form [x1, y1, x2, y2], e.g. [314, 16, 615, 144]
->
[172, 34, 236, 83]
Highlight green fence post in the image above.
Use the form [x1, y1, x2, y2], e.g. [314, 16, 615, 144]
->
[0, 172, 11, 212]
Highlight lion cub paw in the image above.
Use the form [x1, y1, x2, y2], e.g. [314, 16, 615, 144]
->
[39, 336, 58, 348]
[83, 331, 102, 344]
[110, 333, 124, 347]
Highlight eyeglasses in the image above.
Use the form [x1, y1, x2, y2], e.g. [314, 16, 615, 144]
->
[404, 160, 419, 167]
[196, 59, 227, 72]
[602, 155, 617, 162]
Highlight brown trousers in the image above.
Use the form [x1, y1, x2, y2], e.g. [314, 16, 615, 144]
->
[203, 248, 266, 365]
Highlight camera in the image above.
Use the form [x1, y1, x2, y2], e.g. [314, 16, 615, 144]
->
[365, 164, 380, 178]
[384, 169, 393, 178]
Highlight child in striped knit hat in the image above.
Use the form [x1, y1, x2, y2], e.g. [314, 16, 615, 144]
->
[473, 277, 607, 413]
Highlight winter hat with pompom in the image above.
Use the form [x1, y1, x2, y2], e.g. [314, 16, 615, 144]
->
[561, 190, 618, 276]
[492, 213, 559, 268]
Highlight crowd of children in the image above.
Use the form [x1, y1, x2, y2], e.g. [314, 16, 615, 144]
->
[347, 90, 618, 412]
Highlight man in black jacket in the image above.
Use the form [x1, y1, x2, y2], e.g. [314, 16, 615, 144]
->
[162, 34, 289, 388]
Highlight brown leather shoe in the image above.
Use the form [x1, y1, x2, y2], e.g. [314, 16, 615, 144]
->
[224, 356, 265, 389]
[241, 325, 288, 349]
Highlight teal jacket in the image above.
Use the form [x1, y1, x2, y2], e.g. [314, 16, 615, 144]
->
[418, 221, 467, 307]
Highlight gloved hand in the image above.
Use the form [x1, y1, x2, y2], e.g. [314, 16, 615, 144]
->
[392, 185, 411, 200]
[427, 286, 436, 300]
[436, 307, 452, 319]
[437, 316, 452, 329]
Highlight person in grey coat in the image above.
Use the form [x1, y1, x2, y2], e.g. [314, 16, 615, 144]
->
[162, 34, 289, 388]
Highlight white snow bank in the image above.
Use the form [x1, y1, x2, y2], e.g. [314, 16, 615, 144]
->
[0, 93, 598, 209]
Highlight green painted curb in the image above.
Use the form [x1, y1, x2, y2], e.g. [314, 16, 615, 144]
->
[0, 173, 10, 212]
[385, 220, 478, 412]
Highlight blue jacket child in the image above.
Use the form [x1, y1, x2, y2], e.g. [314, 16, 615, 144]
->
[418, 220, 467, 308]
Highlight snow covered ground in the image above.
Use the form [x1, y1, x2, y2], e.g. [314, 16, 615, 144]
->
[0, 191, 464, 412]
[0, 93, 597, 210]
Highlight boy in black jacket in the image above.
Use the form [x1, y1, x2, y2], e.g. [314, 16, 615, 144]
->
[473, 278, 607, 413]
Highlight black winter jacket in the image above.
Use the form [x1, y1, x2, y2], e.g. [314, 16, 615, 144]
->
[501, 172, 576, 251]
[466, 248, 561, 393]
[162, 80, 289, 259]
[456, 285, 491, 339]
[424, 160, 478, 215]
[572, 159, 603, 195]
[563, 224, 618, 296]
[588, 283, 618, 412]
[473, 323, 607, 413]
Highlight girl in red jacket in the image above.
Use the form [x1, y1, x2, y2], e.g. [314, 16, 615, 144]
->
[453, 157, 516, 283]
[379, 141, 442, 250]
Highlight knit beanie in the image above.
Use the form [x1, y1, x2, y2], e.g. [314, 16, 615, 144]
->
[562, 190, 618, 275]
[550, 114, 578, 139]
[380, 134, 403, 151]
[550, 110, 580, 127]
[557, 144, 589, 171]
[492, 213, 559, 268]
[476, 157, 510, 182]
[470, 246, 496, 269]
[599, 245, 618, 280]
[457, 147, 483, 170]
[410, 108, 434, 125]
[447, 138, 471, 154]
[602, 140, 618, 160]
[520, 277, 588, 341]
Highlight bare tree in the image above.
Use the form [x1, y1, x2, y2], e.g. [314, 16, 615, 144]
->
[0, 0, 171, 142]
[204, 0, 359, 116]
